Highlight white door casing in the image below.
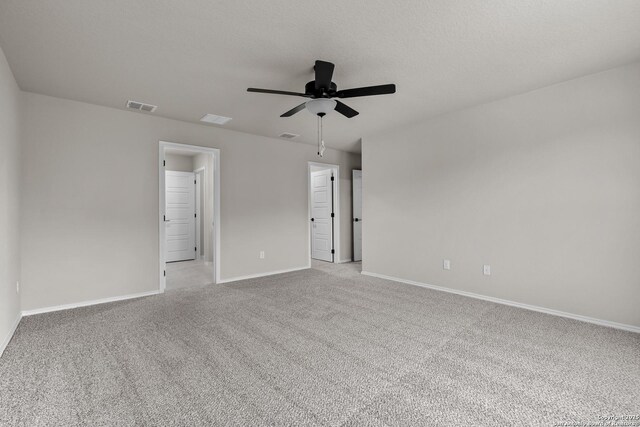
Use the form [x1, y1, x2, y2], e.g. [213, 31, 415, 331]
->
[165, 171, 196, 262]
[311, 169, 334, 262]
[353, 170, 362, 262]
[194, 171, 202, 259]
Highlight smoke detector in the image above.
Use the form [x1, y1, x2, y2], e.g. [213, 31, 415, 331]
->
[278, 132, 299, 140]
[200, 114, 232, 125]
[126, 100, 157, 113]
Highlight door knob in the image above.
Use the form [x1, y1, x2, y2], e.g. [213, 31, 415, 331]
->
[310, 218, 315, 222]
[354, 218, 360, 222]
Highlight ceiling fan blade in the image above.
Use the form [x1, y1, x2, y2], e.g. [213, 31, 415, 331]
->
[280, 103, 307, 117]
[335, 84, 396, 98]
[334, 101, 359, 118]
[314, 60, 335, 91]
[247, 88, 309, 97]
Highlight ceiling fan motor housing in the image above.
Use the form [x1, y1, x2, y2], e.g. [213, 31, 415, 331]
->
[305, 81, 337, 97]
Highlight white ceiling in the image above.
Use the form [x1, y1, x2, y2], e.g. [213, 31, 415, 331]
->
[1, 0, 639, 153]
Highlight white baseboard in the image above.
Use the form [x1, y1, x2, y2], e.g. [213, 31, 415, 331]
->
[361, 271, 640, 334]
[0, 312, 22, 358]
[21, 290, 161, 317]
[338, 259, 353, 264]
[218, 266, 310, 284]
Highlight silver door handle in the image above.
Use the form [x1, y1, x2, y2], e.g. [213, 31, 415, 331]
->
[164, 219, 171, 222]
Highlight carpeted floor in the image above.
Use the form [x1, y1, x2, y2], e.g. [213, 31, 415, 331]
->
[1, 262, 638, 426]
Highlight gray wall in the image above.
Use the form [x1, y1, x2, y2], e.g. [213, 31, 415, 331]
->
[164, 153, 194, 172]
[0, 44, 22, 352]
[363, 62, 640, 328]
[20, 92, 361, 311]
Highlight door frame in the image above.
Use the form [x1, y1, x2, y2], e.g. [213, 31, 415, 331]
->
[352, 169, 362, 262]
[159, 141, 221, 292]
[307, 161, 340, 264]
[193, 166, 205, 260]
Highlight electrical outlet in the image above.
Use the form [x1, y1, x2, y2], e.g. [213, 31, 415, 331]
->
[483, 265, 491, 276]
[16, 281, 20, 294]
[443, 259, 451, 270]
[259, 251, 265, 259]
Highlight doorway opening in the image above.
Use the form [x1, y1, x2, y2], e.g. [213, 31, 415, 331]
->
[159, 141, 220, 292]
[308, 162, 340, 266]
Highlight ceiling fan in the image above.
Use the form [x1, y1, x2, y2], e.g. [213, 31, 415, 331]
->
[247, 60, 396, 118]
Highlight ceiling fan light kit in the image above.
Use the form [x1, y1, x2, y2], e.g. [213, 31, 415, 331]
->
[305, 98, 336, 116]
[247, 60, 396, 156]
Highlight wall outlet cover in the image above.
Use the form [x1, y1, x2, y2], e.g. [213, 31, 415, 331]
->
[443, 259, 451, 270]
[483, 265, 491, 276]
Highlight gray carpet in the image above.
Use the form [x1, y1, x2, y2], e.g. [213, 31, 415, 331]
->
[1, 262, 638, 426]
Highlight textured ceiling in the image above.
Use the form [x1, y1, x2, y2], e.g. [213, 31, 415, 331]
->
[1, 0, 640, 153]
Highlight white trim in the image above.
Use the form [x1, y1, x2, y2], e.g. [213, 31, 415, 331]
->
[21, 290, 160, 317]
[193, 169, 202, 260]
[160, 141, 221, 292]
[352, 169, 362, 262]
[308, 162, 341, 264]
[218, 266, 310, 284]
[0, 313, 22, 358]
[338, 259, 352, 264]
[361, 271, 640, 334]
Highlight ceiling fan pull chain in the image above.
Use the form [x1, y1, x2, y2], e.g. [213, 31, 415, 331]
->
[317, 115, 321, 156]
[319, 115, 325, 157]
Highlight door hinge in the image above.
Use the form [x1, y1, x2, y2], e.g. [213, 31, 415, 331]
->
[331, 212, 334, 218]
[194, 179, 196, 184]
[330, 176, 335, 181]
[331, 249, 335, 254]
[163, 160, 166, 167]
[195, 246, 197, 251]
[194, 213, 197, 218]
[164, 270, 166, 277]
[163, 215, 166, 221]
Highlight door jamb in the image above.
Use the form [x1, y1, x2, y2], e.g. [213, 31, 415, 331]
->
[308, 161, 340, 265]
[352, 169, 362, 262]
[159, 141, 221, 292]
[193, 167, 204, 260]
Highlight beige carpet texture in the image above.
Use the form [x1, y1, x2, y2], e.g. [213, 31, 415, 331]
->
[1, 262, 638, 426]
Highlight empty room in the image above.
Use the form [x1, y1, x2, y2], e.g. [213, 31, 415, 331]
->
[1, 1, 639, 426]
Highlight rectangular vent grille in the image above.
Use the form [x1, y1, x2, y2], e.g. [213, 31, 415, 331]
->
[279, 132, 299, 139]
[200, 114, 232, 125]
[126, 100, 157, 113]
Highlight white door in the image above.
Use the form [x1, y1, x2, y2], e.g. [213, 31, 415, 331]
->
[353, 170, 362, 262]
[165, 171, 196, 262]
[311, 169, 334, 262]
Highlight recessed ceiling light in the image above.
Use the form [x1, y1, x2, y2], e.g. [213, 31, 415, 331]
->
[200, 113, 232, 125]
[278, 132, 299, 139]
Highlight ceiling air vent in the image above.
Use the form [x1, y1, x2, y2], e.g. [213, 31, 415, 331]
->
[126, 100, 157, 113]
[279, 132, 299, 140]
[200, 114, 232, 125]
